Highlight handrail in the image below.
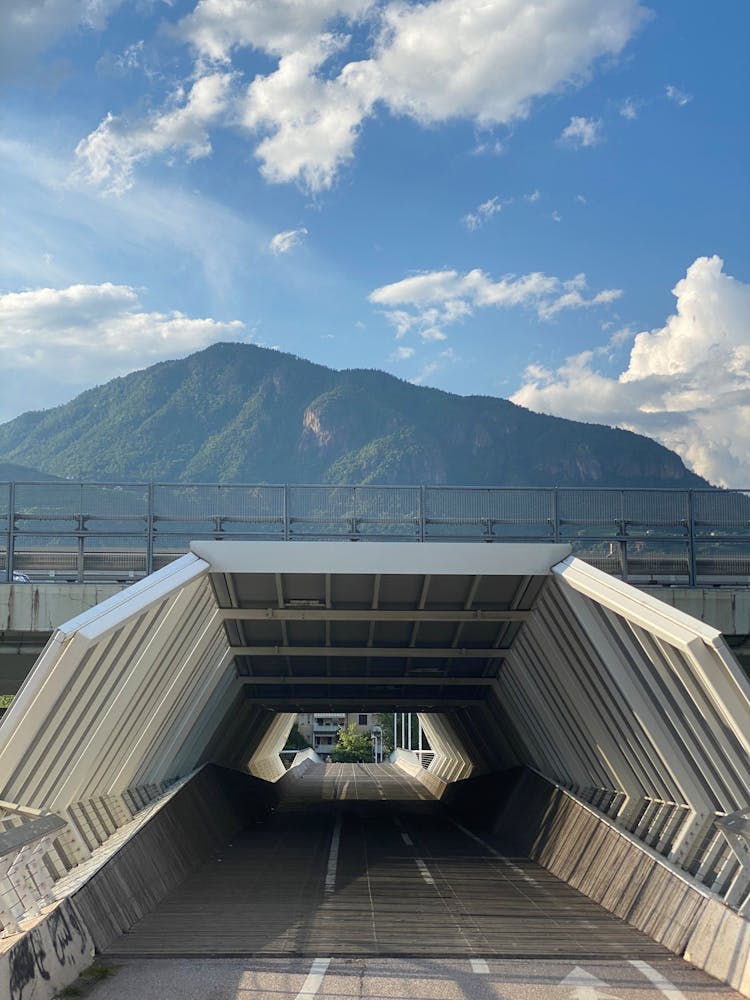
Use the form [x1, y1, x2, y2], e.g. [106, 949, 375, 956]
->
[0, 483, 748, 587]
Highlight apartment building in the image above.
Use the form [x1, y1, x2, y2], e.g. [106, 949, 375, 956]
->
[296, 712, 378, 758]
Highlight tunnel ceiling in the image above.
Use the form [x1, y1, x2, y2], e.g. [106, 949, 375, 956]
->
[196, 540, 570, 712]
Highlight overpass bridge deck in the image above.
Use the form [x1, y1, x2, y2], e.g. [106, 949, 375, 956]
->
[106, 764, 669, 961]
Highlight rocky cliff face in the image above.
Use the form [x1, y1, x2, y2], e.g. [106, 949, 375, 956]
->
[0, 342, 709, 488]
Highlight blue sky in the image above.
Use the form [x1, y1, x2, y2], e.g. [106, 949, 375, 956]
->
[1, 0, 748, 485]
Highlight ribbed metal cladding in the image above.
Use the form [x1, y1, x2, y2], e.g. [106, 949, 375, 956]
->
[491, 561, 750, 908]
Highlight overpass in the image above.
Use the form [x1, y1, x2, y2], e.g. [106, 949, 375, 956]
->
[0, 487, 749, 998]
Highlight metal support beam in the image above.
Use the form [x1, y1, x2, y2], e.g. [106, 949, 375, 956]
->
[230, 644, 510, 658]
[243, 697, 486, 708]
[221, 608, 529, 622]
[239, 675, 497, 686]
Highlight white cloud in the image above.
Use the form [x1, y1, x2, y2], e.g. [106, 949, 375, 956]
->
[75, 72, 235, 194]
[269, 227, 309, 255]
[179, 0, 374, 60]
[78, 0, 647, 192]
[619, 97, 639, 120]
[559, 115, 603, 148]
[0, 0, 122, 80]
[472, 138, 505, 157]
[462, 195, 508, 231]
[526, 189, 541, 203]
[370, 267, 621, 339]
[242, 35, 371, 190]
[0, 135, 267, 301]
[391, 345, 415, 360]
[409, 347, 458, 385]
[511, 256, 750, 487]
[665, 84, 692, 106]
[0, 283, 250, 420]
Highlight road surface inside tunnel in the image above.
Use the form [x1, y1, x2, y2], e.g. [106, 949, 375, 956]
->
[106, 763, 675, 961]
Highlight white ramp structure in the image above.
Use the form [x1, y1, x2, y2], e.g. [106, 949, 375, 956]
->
[0, 541, 749, 991]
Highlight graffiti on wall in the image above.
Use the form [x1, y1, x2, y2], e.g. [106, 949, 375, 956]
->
[5, 901, 93, 1000]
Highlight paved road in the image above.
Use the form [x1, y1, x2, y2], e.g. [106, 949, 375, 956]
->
[95, 764, 744, 997]
[87, 956, 744, 999]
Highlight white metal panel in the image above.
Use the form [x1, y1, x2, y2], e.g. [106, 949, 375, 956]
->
[419, 714, 474, 782]
[191, 540, 571, 576]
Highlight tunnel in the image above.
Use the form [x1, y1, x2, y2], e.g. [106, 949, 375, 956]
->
[0, 541, 749, 993]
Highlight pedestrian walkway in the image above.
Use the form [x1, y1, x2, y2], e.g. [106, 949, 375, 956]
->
[106, 764, 670, 960]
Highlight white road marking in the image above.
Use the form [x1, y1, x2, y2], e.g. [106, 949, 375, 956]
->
[401, 832, 414, 846]
[450, 819, 535, 882]
[559, 967, 622, 999]
[629, 960, 688, 999]
[295, 957, 331, 998]
[470, 959, 490, 974]
[325, 813, 342, 893]
[415, 858, 435, 885]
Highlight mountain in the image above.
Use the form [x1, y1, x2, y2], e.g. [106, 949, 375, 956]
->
[0, 462, 62, 482]
[0, 343, 708, 487]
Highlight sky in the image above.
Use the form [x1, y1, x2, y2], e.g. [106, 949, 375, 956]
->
[0, 0, 748, 486]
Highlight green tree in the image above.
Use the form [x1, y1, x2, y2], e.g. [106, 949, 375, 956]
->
[330, 723, 373, 762]
[377, 713, 395, 755]
[283, 723, 310, 751]
[377, 713, 424, 755]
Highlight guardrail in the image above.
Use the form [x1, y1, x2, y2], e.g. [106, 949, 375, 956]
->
[1, 483, 749, 586]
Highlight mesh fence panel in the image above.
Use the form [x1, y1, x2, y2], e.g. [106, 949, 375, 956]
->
[79, 484, 149, 517]
[424, 488, 554, 523]
[693, 490, 750, 531]
[0, 484, 749, 581]
[623, 490, 689, 532]
[13, 483, 84, 521]
[557, 490, 622, 531]
[153, 484, 285, 525]
[695, 540, 750, 581]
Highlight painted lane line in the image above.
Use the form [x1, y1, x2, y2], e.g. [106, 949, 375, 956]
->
[470, 959, 490, 974]
[629, 960, 688, 999]
[295, 957, 331, 998]
[415, 858, 435, 885]
[401, 832, 414, 846]
[325, 813, 342, 893]
[450, 818, 535, 882]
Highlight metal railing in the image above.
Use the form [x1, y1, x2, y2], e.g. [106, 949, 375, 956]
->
[1, 482, 749, 586]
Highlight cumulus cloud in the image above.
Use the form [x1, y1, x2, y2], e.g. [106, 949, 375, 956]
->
[0, 0, 122, 80]
[269, 227, 308, 255]
[370, 267, 621, 340]
[75, 72, 235, 194]
[0, 283, 250, 420]
[77, 0, 647, 192]
[619, 97, 639, 120]
[559, 115, 603, 147]
[511, 256, 750, 487]
[180, 0, 374, 60]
